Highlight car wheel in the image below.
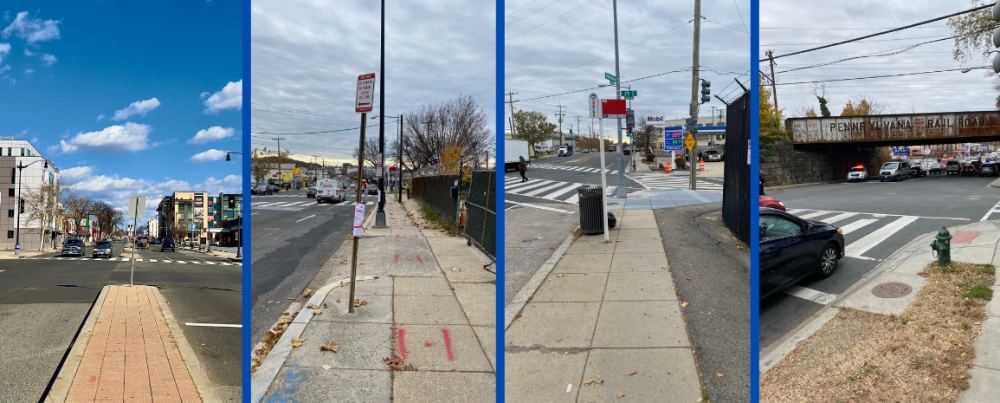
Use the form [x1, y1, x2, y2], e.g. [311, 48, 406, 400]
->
[815, 244, 839, 278]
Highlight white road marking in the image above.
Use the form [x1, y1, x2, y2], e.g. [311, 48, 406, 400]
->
[981, 200, 1000, 221]
[509, 180, 557, 193]
[845, 215, 919, 257]
[786, 209, 807, 214]
[542, 182, 583, 201]
[798, 211, 834, 220]
[819, 212, 858, 224]
[295, 215, 316, 222]
[520, 182, 571, 197]
[839, 218, 878, 235]
[782, 285, 838, 305]
[506, 179, 550, 191]
[185, 323, 242, 328]
[505, 200, 574, 214]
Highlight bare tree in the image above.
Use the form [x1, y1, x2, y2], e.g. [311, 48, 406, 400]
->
[23, 181, 66, 250]
[91, 201, 120, 240]
[401, 95, 493, 172]
[62, 193, 93, 229]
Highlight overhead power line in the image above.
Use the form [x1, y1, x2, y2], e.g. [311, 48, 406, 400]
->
[505, 0, 562, 27]
[250, 123, 382, 135]
[760, 2, 995, 61]
[774, 67, 974, 86]
[506, 0, 540, 18]
[506, 0, 596, 41]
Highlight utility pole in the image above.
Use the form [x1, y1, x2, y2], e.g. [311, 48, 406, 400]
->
[555, 104, 565, 147]
[613, 0, 626, 198]
[506, 92, 519, 138]
[375, 0, 387, 228]
[689, 0, 701, 190]
[766, 49, 778, 111]
[271, 137, 286, 187]
[575, 116, 582, 149]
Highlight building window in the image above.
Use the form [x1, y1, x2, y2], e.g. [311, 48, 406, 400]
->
[20, 148, 24, 156]
[6, 148, 9, 156]
[7, 210, 12, 218]
[6, 231, 11, 239]
[7, 189, 12, 197]
[9, 168, 13, 184]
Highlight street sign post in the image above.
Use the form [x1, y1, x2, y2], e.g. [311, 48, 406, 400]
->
[356, 73, 376, 113]
[376, 152, 383, 179]
[605, 72, 617, 84]
[127, 195, 146, 287]
[597, 100, 610, 243]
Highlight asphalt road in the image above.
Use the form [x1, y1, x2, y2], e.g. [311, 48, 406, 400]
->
[504, 152, 643, 209]
[760, 173, 1000, 352]
[0, 241, 242, 402]
[249, 189, 379, 343]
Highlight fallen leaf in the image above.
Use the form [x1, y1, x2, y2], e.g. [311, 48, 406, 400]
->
[323, 303, 328, 308]
[681, 302, 689, 308]
[353, 299, 368, 307]
[616, 392, 625, 398]
[583, 379, 595, 387]
[313, 310, 322, 315]
[268, 300, 274, 304]
[716, 372, 724, 378]
[322, 365, 332, 370]
[320, 342, 340, 352]
[628, 370, 637, 376]
[282, 311, 289, 315]
[340, 259, 348, 264]
[557, 274, 564, 278]
[286, 297, 296, 300]
[336, 299, 342, 303]
[307, 303, 319, 309]
[291, 338, 305, 347]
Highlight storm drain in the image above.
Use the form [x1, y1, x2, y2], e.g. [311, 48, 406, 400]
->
[871, 282, 912, 298]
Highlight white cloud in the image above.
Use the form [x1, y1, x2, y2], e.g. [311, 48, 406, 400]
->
[0, 43, 10, 63]
[59, 166, 95, 184]
[112, 97, 161, 121]
[187, 126, 234, 145]
[96, 114, 104, 122]
[199, 91, 209, 100]
[195, 175, 242, 194]
[187, 149, 228, 163]
[0, 64, 9, 74]
[23, 67, 32, 75]
[40, 53, 56, 66]
[23, 48, 32, 56]
[2, 11, 61, 43]
[57, 122, 153, 154]
[202, 80, 242, 114]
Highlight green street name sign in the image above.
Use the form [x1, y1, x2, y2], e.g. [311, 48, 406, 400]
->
[605, 72, 617, 83]
[621, 90, 637, 98]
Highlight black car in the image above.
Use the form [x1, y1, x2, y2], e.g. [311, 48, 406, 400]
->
[252, 184, 272, 195]
[928, 163, 945, 175]
[161, 237, 176, 252]
[62, 238, 85, 256]
[979, 162, 998, 177]
[760, 207, 845, 299]
[910, 163, 927, 177]
[961, 162, 978, 176]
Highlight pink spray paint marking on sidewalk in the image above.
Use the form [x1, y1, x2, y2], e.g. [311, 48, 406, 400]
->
[394, 254, 399, 263]
[398, 328, 408, 359]
[415, 255, 423, 264]
[442, 329, 454, 361]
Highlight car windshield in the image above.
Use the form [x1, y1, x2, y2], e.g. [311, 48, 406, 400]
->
[96, 241, 111, 247]
[66, 240, 83, 246]
[881, 163, 899, 169]
[850, 167, 865, 172]
[932, 164, 942, 168]
[705, 151, 718, 155]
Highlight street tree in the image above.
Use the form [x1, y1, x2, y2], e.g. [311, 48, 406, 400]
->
[401, 95, 493, 172]
[760, 83, 787, 146]
[22, 180, 66, 250]
[635, 115, 659, 162]
[840, 95, 896, 116]
[251, 147, 275, 183]
[511, 110, 557, 153]
[62, 193, 94, 229]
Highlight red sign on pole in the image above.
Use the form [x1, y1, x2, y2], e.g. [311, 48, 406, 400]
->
[356, 73, 376, 113]
[601, 99, 626, 119]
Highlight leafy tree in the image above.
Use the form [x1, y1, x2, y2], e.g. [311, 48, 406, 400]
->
[840, 95, 896, 116]
[23, 180, 65, 250]
[512, 110, 557, 156]
[759, 83, 787, 146]
[250, 147, 274, 183]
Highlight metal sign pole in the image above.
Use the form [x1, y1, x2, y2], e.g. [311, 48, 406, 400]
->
[349, 112, 366, 314]
[599, 117, 609, 242]
[131, 210, 137, 287]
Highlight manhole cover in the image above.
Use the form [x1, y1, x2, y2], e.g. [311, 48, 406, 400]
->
[872, 282, 912, 298]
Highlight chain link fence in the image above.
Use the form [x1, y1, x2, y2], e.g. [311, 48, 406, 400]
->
[722, 90, 751, 245]
[465, 170, 496, 259]
[411, 174, 460, 223]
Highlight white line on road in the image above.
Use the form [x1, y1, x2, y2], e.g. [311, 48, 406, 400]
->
[505, 200, 574, 214]
[839, 218, 878, 235]
[981, 200, 1000, 221]
[845, 215, 919, 258]
[295, 215, 316, 222]
[520, 182, 572, 197]
[782, 285, 838, 305]
[185, 323, 242, 328]
[798, 210, 835, 220]
[820, 212, 858, 224]
[542, 182, 583, 201]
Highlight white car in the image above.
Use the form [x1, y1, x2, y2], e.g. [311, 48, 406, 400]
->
[847, 166, 868, 182]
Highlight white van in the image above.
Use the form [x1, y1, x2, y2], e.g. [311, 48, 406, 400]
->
[316, 179, 347, 203]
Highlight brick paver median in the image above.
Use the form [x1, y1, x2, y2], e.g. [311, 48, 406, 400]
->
[66, 285, 201, 403]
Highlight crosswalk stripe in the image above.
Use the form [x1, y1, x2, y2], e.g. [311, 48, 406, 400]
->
[520, 182, 572, 197]
[783, 285, 838, 305]
[505, 179, 544, 190]
[820, 212, 858, 224]
[542, 182, 583, 200]
[798, 211, 835, 220]
[508, 180, 553, 192]
[845, 215, 919, 257]
[839, 218, 878, 235]
[786, 209, 807, 214]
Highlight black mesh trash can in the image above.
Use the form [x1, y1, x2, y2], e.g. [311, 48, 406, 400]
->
[578, 185, 605, 235]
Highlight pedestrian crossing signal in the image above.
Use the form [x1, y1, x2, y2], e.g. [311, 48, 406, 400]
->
[18, 198, 24, 214]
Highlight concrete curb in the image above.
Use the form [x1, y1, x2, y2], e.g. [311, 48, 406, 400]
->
[990, 177, 1000, 188]
[45, 286, 110, 403]
[249, 276, 377, 403]
[759, 227, 957, 375]
[764, 180, 843, 192]
[504, 228, 578, 330]
[151, 286, 222, 403]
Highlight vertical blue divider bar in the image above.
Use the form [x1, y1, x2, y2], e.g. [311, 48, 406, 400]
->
[750, 0, 760, 400]
[495, 1, 505, 401]
[242, 0, 251, 398]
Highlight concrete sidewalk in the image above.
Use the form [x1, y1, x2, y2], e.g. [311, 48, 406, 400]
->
[505, 208, 702, 402]
[252, 200, 495, 403]
[46, 285, 217, 403]
[177, 245, 242, 261]
[759, 220, 1000, 402]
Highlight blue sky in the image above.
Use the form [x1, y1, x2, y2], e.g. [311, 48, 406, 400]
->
[0, 2, 242, 226]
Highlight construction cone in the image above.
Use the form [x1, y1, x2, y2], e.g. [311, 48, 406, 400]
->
[698, 159, 705, 171]
[665, 161, 672, 172]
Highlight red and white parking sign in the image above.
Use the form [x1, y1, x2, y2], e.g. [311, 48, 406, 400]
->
[356, 73, 375, 113]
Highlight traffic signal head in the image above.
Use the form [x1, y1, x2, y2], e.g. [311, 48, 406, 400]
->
[625, 109, 635, 131]
[228, 198, 236, 209]
[568, 129, 572, 137]
[700, 80, 711, 104]
[685, 117, 699, 133]
[19, 198, 24, 214]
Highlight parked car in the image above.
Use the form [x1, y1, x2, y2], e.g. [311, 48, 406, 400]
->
[252, 183, 272, 195]
[268, 184, 280, 193]
[928, 163, 945, 175]
[980, 162, 998, 177]
[367, 184, 379, 195]
[878, 161, 911, 182]
[910, 162, 927, 177]
[307, 186, 317, 198]
[945, 160, 961, 175]
[759, 195, 786, 211]
[62, 238, 85, 256]
[961, 161, 978, 176]
[92, 240, 114, 258]
[702, 150, 722, 162]
[582, 148, 590, 154]
[760, 207, 845, 299]
[161, 237, 176, 252]
[847, 165, 868, 182]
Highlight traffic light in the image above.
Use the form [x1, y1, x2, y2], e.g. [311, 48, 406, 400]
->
[228, 198, 236, 209]
[994, 3, 1000, 72]
[18, 198, 24, 214]
[625, 109, 635, 132]
[700, 80, 711, 104]
[685, 117, 699, 134]
[568, 129, 572, 137]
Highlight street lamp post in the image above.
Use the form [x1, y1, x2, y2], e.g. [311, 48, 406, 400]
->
[15, 158, 48, 256]
[226, 152, 243, 259]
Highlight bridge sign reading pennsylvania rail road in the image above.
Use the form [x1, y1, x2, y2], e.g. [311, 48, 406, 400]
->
[786, 111, 1000, 146]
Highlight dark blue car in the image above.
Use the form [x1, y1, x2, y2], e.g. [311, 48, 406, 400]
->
[760, 207, 845, 299]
